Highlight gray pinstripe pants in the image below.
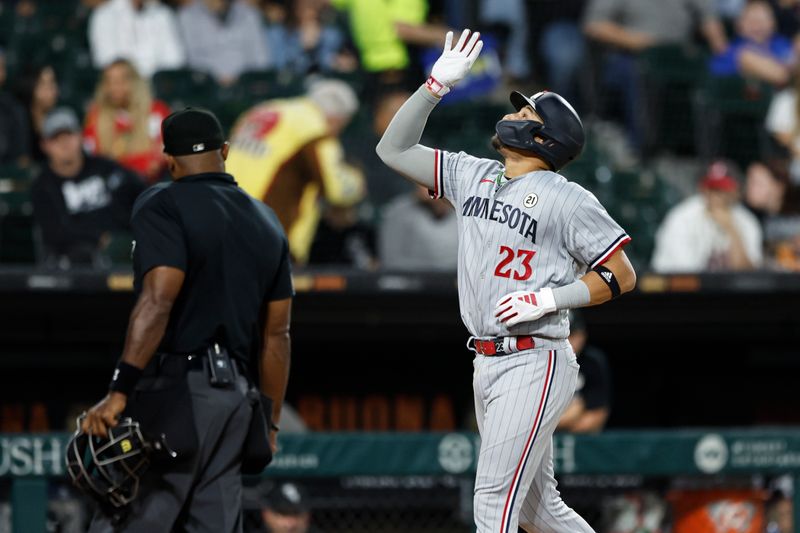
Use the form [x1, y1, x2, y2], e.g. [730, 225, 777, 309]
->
[472, 344, 595, 533]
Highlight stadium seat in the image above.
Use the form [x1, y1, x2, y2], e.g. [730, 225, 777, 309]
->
[0, 165, 32, 185]
[326, 70, 366, 96]
[59, 65, 100, 119]
[105, 232, 134, 265]
[152, 69, 220, 111]
[0, 4, 14, 46]
[228, 70, 305, 105]
[694, 75, 773, 168]
[214, 100, 252, 134]
[637, 45, 709, 155]
[0, 191, 35, 264]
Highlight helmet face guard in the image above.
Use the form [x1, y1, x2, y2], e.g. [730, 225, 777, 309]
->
[495, 120, 554, 169]
[495, 90, 585, 171]
[65, 416, 152, 517]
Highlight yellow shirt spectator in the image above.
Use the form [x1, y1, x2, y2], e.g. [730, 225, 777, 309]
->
[226, 81, 363, 264]
[331, 0, 428, 72]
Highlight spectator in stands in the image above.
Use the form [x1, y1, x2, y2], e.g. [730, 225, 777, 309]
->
[651, 161, 763, 272]
[744, 161, 800, 270]
[14, 64, 60, 165]
[378, 185, 457, 271]
[766, 68, 800, 182]
[765, 216, 800, 270]
[583, 0, 727, 149]
[584, 0, 727, 55]
[745, 161, 789, 222]
[255, 482, 313, 533]
[765, 489, 793, 533]
[329, 0, 447, 91]
[178, 0, 269, 86]
[88, 0, 186, 78]
[769, 0, 800, 39]
[717, 0, 747, 21]
[83, 59, 171, 183]
[308, 200, 377, 269]
[710, 0, 794, 86]
[478, 0, 530, 81]
[264, 0, 358, 75]
[351, 90, 414, 206]
[0, 48, 30, 166]
[226, 79, 363, 265]
[534, 0, 588, 109]
[31, 108, 145, 265]
[557, 310, 612, 433]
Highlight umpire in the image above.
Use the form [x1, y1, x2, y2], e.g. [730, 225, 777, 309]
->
[82, 108, 293, 532]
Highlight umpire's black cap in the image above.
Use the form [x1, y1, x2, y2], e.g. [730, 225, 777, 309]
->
[162, 107, 225, 156]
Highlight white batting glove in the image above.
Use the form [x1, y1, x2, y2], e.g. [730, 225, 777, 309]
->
[494, 288, 557, 328]
[426, 29, 484, 97]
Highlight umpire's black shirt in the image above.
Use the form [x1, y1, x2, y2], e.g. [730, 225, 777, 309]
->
[131, 172, 293, 366]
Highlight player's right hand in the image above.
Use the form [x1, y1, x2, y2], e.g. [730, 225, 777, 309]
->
[427, 29, 483, 96]
[494, 288, 557, 327]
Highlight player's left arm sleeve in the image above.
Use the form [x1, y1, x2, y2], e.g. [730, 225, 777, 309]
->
[131, 192, 188, 276]
[565, 191, 631, 270]
[376, 86, 439, 191]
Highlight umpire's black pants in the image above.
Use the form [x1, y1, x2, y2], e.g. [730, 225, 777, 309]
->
[88, 367, 253, 533]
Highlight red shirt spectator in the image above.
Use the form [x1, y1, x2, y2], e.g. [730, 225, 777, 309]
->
[83, 59, 170, 183]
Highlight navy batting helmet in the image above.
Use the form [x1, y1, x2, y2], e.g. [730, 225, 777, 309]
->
[495, 91, 585, 171]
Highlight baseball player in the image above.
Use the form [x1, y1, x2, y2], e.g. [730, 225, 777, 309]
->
[376, 29, 637, 532]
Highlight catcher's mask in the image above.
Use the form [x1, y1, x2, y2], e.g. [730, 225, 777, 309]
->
[65, 415, 167, 516]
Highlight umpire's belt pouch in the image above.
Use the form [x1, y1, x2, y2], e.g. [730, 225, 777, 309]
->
[122, 359, 199, 466]
[241, 389, 273, 474]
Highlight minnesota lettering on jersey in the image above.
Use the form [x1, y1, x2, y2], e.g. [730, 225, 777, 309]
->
[461, 195, 538, 244]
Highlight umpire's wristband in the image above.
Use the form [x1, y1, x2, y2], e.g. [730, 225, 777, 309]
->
[109, 362, 142, 396]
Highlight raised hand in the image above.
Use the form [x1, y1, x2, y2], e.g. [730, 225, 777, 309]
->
[426, 29, 484, 97]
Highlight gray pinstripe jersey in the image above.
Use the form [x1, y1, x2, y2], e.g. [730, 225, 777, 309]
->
[431, 149, 631, 339]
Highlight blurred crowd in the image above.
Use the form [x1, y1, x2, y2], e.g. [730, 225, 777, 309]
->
[0, 0, 800, 273]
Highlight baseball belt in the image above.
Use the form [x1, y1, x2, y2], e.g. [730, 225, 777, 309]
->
[469, 335, 536, 356]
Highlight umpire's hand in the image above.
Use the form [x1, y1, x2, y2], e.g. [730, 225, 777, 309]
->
[82, 392, 127, 438]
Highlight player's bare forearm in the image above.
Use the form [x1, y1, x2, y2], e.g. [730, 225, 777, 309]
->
[82, 267, 184, 437]
[120, 266, 185, 371]
[260, 297, 292, 425]
[580, 249, 636, 306]
[375, 86, 438, 189]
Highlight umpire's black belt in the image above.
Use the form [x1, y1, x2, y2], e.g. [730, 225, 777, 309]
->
[142, 352, 244, 378]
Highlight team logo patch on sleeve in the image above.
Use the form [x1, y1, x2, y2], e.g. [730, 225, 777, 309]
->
[523, 193, 538, 208]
